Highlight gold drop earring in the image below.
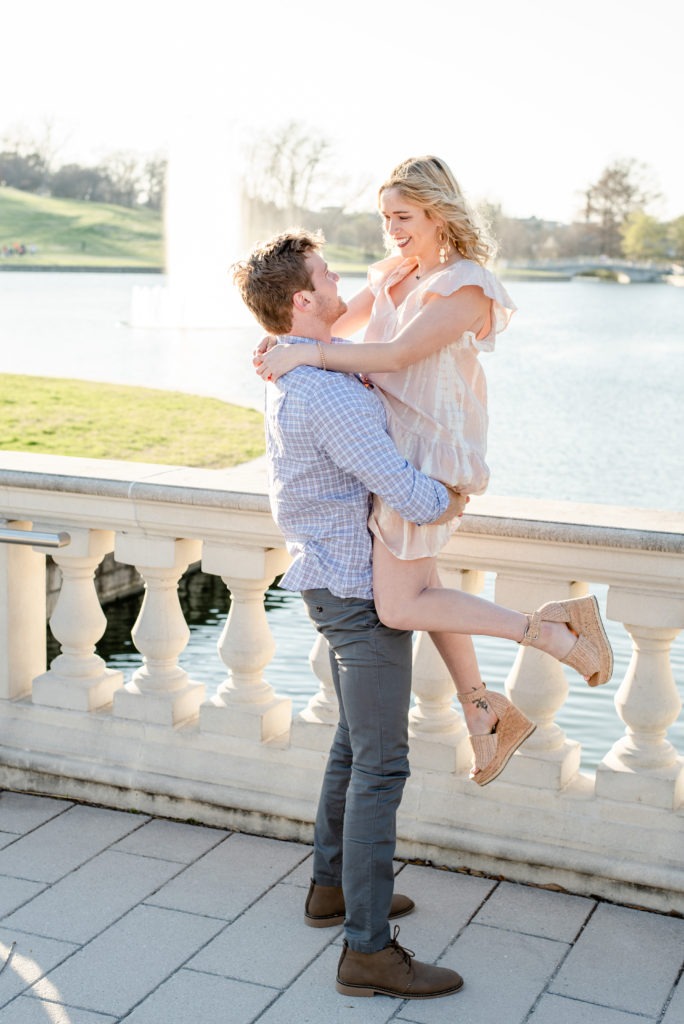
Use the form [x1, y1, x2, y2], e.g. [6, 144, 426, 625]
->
[437, 228, 450, 264]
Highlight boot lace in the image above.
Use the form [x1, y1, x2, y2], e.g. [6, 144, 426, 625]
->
[388, 926, 414, 971]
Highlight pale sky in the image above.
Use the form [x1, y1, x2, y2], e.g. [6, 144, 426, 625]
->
[5, 0, 683, 224]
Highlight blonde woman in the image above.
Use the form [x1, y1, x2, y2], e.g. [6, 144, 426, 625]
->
[256, 156, 612, 785]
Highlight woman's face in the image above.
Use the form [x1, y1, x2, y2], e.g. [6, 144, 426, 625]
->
[379, 187, 441, 260]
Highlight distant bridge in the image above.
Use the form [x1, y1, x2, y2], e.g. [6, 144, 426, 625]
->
[508, 259, 669, 283]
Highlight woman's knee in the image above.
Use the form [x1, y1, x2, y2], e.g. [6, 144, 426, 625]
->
[374, 588, 414, 631]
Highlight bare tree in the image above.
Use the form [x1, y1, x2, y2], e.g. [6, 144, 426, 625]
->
[140, 154, 167, 210]
[244, 121, 337, 223]
[96, 150, 144, 207]
[1, 117, 68, 185]
[581, 158, 660, 257]
[51, 163, 109, 201]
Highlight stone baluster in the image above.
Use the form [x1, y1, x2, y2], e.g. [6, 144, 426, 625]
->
[409, 567, 482, 774]
[596, 587, 684, 809]
[291, 632, 340, 751]
[494, 574, 583, 789]
[113, 534, 204, 726]
[32, 528, 123, 711]
[0, 520, 46, 700]
[200, 544, 292, 742]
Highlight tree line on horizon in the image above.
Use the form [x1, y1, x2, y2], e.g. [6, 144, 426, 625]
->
[2, 120, 682, 264]
[0, 122, 165, 211]
[242, 125, 683, 265]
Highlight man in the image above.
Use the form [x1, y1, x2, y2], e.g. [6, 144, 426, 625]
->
[233, 230, 465, 1000]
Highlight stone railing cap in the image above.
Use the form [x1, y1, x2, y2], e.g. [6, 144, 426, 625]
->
[2, 451, 682, 551]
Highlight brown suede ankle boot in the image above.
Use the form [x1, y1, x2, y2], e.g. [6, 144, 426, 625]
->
[336, 927, 464, 999]
[304, 880, 415, 928]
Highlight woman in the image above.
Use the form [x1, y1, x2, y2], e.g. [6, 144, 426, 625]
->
[256, 155, 612, 785]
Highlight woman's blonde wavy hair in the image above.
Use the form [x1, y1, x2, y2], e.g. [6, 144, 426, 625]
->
[378, 155, 496, 266]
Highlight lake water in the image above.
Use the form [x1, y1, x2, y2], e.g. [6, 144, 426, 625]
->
[3, 271, 683, 771]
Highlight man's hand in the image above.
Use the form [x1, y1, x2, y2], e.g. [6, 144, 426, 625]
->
[433, 486, 469, 525]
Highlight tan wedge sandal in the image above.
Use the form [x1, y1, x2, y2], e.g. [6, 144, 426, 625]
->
[458, 684, 536, 787]
[520, 594, 613, 687]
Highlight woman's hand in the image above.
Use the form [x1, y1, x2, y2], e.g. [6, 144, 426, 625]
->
[255, 342, 314, 382]
[252, 336, 277, 369]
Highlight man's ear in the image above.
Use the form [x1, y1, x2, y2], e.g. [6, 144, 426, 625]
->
[292, 290, 311, 313]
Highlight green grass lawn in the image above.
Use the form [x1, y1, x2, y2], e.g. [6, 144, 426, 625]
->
[0, 375, 265, 467]
[0, 187, 163, 268]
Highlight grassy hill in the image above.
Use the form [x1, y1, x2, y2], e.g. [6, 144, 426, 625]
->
[0, 187, 379, 273]
[0, 374, 264, 466]
[0, 187, 163, 268]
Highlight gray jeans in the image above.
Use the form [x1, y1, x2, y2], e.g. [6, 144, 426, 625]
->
[301, 589, 413, 953]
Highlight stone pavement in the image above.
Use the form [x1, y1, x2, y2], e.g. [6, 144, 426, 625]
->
[0, 792, 682, 1024]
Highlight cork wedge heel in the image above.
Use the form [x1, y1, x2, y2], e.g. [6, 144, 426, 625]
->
[520, 594, 613, 688]
[458, 684, 536, 787]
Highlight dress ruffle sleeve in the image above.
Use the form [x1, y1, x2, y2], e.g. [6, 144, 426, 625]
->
[421, 261, 517, 352]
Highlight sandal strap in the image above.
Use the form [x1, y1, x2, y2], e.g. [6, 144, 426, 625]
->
[560, 631, 597, 678]
[457, 683, 488, 705]
[469, 731, 498, 766]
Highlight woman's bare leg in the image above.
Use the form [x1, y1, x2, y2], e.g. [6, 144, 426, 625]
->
[429, 629, 498, 740]
[417, 562, 497, 730]
[371, 543, 590, 780]
[372, 541, 580, 664]
[371, 552, 501, 778]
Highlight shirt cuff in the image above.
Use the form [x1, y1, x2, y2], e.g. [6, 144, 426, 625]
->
[418, 481, 449, 525]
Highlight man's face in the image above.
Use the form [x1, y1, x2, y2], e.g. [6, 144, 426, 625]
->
[304, 252, 348, 324]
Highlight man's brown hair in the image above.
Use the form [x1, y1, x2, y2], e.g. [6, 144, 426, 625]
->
[232, 229, 324, 334]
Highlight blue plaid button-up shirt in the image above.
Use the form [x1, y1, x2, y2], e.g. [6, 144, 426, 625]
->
[266, 337, 449, 599]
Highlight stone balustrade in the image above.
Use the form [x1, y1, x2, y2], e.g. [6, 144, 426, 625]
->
[1, 451, 682, 913]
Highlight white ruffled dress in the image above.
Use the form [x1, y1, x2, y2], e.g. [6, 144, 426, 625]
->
[365, 255, 516, 559]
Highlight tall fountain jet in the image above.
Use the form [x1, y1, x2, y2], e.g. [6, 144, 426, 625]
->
[130, 116, 253, 329]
